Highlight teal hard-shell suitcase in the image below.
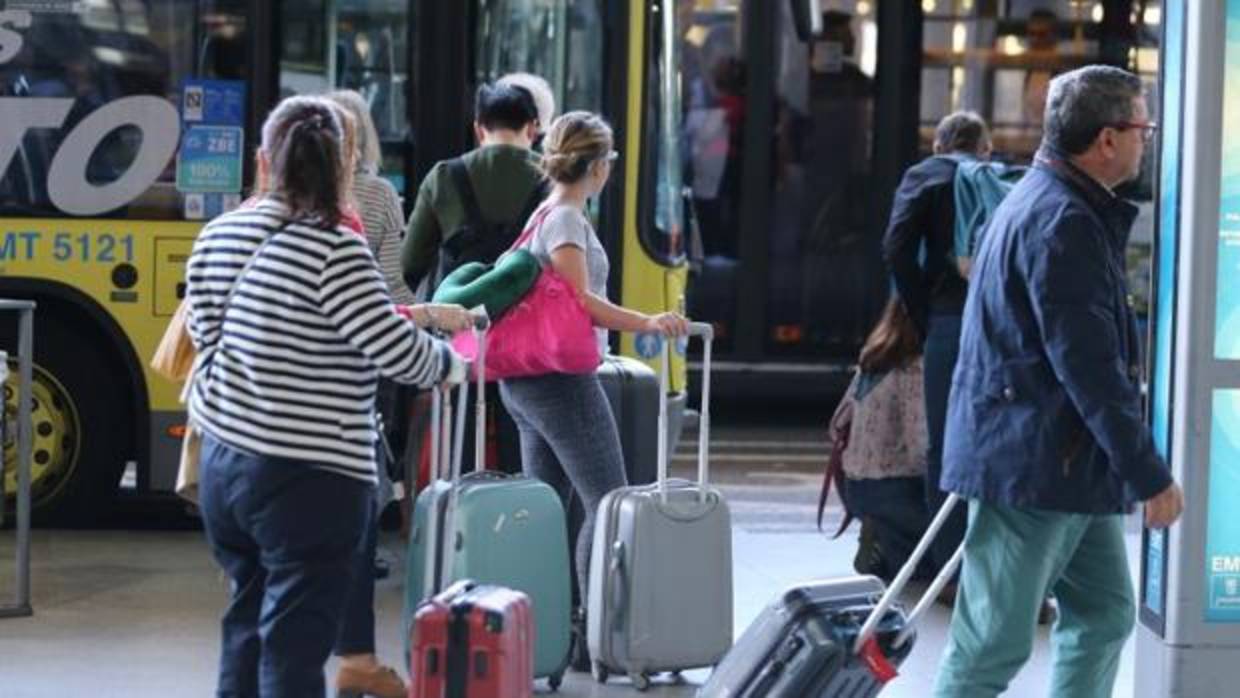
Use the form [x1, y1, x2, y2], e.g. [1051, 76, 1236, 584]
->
[448, 471, 572, 687]
[403, 323, 572, 690]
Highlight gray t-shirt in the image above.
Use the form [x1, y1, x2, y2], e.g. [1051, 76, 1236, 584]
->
[522, 204, 610, 353]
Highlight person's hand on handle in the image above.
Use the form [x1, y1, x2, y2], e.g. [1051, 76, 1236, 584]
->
[644, 311, 690, 338]
[409, 303, 473, 333]
[1145, 481, 1184, 529]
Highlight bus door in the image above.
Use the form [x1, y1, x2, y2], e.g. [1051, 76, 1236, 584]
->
[680, 1, 891, 396]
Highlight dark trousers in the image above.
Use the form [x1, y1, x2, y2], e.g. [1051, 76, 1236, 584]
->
[845, 476, 931, 580]
[199, 434, 370, 698]
[924, 312, 968, 571]
[334, 498, 378, 655]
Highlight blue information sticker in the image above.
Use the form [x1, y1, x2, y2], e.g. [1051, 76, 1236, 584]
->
[177, 125, 244, 193]
[181, 79, 246, 127]
[635, 332, 664, 359]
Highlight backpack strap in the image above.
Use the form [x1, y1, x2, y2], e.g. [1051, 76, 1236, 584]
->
[448, 157, 485, 230]
[516, 178, 549, 230]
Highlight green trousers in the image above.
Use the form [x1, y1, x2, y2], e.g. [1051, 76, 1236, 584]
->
[932, 500, 1135, 698]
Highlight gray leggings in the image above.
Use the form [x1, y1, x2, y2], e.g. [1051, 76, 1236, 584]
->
[500, 372, 627, 604]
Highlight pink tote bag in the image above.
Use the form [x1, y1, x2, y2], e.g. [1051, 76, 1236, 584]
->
[452, 207, 600, 380]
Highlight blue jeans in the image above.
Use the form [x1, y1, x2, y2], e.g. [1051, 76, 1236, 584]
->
[924, 312, 967, 570]
[334, 498, 378, 656]
[933, 501, 1135, 697]
[199, 434, 371, 698]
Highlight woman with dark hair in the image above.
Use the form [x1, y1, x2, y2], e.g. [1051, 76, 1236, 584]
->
[185, 95, 467, 697]
[825, 296, 929, 581]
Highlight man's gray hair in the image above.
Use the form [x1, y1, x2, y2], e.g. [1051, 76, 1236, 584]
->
[1043, 65, 1143, 155]
[934, 111, 990, 155]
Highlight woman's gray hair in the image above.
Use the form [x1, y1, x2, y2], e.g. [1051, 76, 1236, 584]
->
[1043, 65, 1143, 155]
[325, 89, 382, 174]
[498, 72, 557, 134]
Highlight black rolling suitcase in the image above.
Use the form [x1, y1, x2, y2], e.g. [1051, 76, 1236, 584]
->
[699, 495, 965, 697]
[596, 354, 659, 485]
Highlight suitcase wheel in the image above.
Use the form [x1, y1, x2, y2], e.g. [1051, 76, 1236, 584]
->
[670, 670, 684, 683]
[629, 672, 651, 692]
[548, 671, 564, 692]
[592, 662, 609, 685]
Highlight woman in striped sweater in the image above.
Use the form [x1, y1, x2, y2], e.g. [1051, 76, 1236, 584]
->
[186, 95, 466, 698]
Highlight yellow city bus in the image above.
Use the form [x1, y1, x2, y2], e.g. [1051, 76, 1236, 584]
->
[0, 0, 692, 522]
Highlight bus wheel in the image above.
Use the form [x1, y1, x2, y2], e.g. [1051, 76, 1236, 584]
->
[3, 318, 129, 525]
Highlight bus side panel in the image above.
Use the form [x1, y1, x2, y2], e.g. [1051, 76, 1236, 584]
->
[0, 217, 201, 491]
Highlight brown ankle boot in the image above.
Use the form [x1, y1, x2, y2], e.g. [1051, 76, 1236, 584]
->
[334, 662, 406, 698]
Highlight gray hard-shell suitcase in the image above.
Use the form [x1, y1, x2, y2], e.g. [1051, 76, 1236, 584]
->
[567, 355, 660, 605]
[587, 323, 733, 691]
[697, 495, 967, 697]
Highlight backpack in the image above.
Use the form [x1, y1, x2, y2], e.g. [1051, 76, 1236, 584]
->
[437, 157, 547, 286]
[949, 157, 1025, 279]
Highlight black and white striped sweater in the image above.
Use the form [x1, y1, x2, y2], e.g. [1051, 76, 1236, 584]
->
[186, 198, 455, 483]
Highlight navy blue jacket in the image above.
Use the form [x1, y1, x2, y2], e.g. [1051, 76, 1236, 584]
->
[941, 148, 1172, 513]
[882, 155, 969, 336]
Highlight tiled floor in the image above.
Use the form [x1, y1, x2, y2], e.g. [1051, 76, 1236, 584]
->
[0, 441, 1140, 697]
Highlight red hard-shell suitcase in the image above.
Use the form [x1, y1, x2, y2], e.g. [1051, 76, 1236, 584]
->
[409, 580, 535, 698]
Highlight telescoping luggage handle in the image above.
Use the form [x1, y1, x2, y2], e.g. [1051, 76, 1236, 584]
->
[852, 492, 964, 655]
[656, 321, 714, 504]
[423, 310, 490, 596]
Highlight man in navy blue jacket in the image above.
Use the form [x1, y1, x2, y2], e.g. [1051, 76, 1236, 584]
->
[933, 66, 1183, 697]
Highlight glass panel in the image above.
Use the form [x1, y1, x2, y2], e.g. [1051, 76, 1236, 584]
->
[919, 1, 1161, 164]
[768, 0, 884, 356]
[641, 0, 686, 264]
[0, 0, 249, 219]
[278, 0, 412, 191]
[475, 0, 605, 117]
[681, 0, 745, 349]
[920, 1, 1163, 318]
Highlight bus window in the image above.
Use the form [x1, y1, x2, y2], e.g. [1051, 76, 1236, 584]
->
[680, 1, 745, 347]
[278, 0, 412, 190]
[475, 1, 605, 118]
[0, 1, 248, 219]
[768, 1, 883, 356]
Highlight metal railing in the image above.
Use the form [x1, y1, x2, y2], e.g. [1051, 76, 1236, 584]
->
[0, 299, 35, 619]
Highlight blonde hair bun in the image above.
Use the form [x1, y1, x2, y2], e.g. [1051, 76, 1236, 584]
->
[541, 111, 613, 184]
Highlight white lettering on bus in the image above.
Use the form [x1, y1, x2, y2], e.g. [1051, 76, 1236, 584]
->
[0, 10, 32, 64]
[0, 96, 180, 216]
[1213, 556, 1240, 574]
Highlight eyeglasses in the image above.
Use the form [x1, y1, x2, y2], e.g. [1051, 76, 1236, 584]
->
[1108, 121, 1158, 142]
